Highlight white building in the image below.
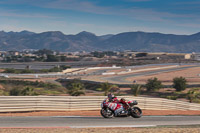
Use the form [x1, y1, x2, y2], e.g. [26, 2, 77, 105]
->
[192, 53, 200, 61]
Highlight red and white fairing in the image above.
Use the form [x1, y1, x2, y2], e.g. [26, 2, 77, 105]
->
[107, 102, 122, 111]
[102, 98, 123, 111]
[128, 100, 135, 104]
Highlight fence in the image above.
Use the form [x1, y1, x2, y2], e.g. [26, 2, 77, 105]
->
[0, 96, 200, 112]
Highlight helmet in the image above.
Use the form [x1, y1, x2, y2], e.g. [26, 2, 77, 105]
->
[121, 98, 126, 102]
[108, 93, 115, 102]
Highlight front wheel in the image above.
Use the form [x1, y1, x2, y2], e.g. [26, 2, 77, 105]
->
[100, 108, 114, 118]
[130, 107, 142, 118]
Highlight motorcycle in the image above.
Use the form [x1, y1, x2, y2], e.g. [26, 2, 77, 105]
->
[100, 98, 142, 118]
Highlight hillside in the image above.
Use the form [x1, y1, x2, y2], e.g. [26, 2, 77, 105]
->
[0, 30, 200, 52]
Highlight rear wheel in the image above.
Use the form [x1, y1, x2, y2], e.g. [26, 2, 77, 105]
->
[130, 107, 142, 118]
[100, 108, 114, 118]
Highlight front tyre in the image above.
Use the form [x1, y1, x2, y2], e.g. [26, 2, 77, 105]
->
[130, 107, 142, 118]
[100, 108, 114, 118]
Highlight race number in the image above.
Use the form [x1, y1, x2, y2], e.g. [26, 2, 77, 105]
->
[108, 103, 117, 110]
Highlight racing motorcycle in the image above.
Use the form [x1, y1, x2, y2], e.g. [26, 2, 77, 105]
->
[100, 98, 142, 118]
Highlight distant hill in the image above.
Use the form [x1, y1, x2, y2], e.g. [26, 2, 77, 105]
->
[0, 30, 199, 52]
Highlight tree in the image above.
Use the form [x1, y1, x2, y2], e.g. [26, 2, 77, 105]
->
[66, 79, 85, 96]
[60, 65, 71, 70]
[145, 77, 163, 92]
[22, 56, 32, 62]
[34, 49, 54, 56]
[60, 56, 67, 62]
[91, 51, 105, 58]
[46, 55, 59, 62]
[136, 52, 148, 57]
[4, 57, 12, 62]
[173, 77, 187, 91]
[131, 84, 142, 96]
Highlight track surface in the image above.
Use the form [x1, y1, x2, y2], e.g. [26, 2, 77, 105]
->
[0, 61, 102, 70]
[0, 116, 200, 128]
[103, 65, 199, 84]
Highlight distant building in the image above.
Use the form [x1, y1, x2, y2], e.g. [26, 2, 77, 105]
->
[184, 54, 192, 59]
[22, 49, 38, 53]
[0, 51, 7, 57]
[8, 51, 19, 56]
[119, 51, 136, 58]
[193, 53, 200, 61]
[23, 53, 37, 57]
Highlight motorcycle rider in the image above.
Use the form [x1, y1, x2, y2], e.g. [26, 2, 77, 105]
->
[107, 93, 118, 102]
[107, 93, 128, 116]
[107, 93, 127, 105]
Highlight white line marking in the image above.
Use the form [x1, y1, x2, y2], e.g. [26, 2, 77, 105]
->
[52, 116, 82, 118]
[52, 116, 186, 118]
[70, 125, 157, 128]
[143, 116, 185, 117]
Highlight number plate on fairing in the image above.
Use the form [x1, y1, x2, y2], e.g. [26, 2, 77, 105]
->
[108, 103, 117, 110]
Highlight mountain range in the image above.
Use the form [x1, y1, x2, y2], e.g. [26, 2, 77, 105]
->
[0, 30, 200, 52]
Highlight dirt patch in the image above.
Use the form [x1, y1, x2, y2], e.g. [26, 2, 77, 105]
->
[0, 110, 200, 117]
[126, 65, 200, 85]
[79, 65, 200, 85]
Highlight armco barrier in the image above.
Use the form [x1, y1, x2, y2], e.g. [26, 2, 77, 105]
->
[0, 96, 200, 112]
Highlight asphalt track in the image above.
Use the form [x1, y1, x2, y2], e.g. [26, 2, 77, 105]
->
[0, 116, 200, 128]
[103, 65, 199, 84]
[0, 61, 103, 70]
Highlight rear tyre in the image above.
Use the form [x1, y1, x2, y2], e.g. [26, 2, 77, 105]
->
[130, 107, 142, 118]
[100, 108, 114, 118]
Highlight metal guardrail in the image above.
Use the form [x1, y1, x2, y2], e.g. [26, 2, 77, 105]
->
[0, 96, 200, 112]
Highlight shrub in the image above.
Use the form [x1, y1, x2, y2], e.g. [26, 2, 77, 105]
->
[166, 96, 177, 100]
[40, 69, 49, 73]
[187, 88, 200, 103]
[136, 52, 148, 57]
[66, 79, 85, 96]
[48, 67, 62, 72]
[173, 77, 187, 91]
[21, 87, 38, 96]
[110, 85, 119, 93]
[9, 88, 21, 96]
[3, 68, 19, 74]
[131, 84, 142, 96]
[21, 69, 34, 73]
[99, 82, 118, 96]
[2, 80, 65, 96]
[0, 90, 4, 95]
[60, 65, 71, 70]
[3, 68, 35, 74]
[145, 77, 163, 92]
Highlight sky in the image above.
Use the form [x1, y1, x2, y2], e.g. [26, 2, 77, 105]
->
[0, 0, 200, 35]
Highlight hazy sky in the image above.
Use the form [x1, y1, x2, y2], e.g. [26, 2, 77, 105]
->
[0, 0, 200, 35]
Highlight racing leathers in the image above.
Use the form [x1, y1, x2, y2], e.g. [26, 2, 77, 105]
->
[105, 97, 128, 116]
